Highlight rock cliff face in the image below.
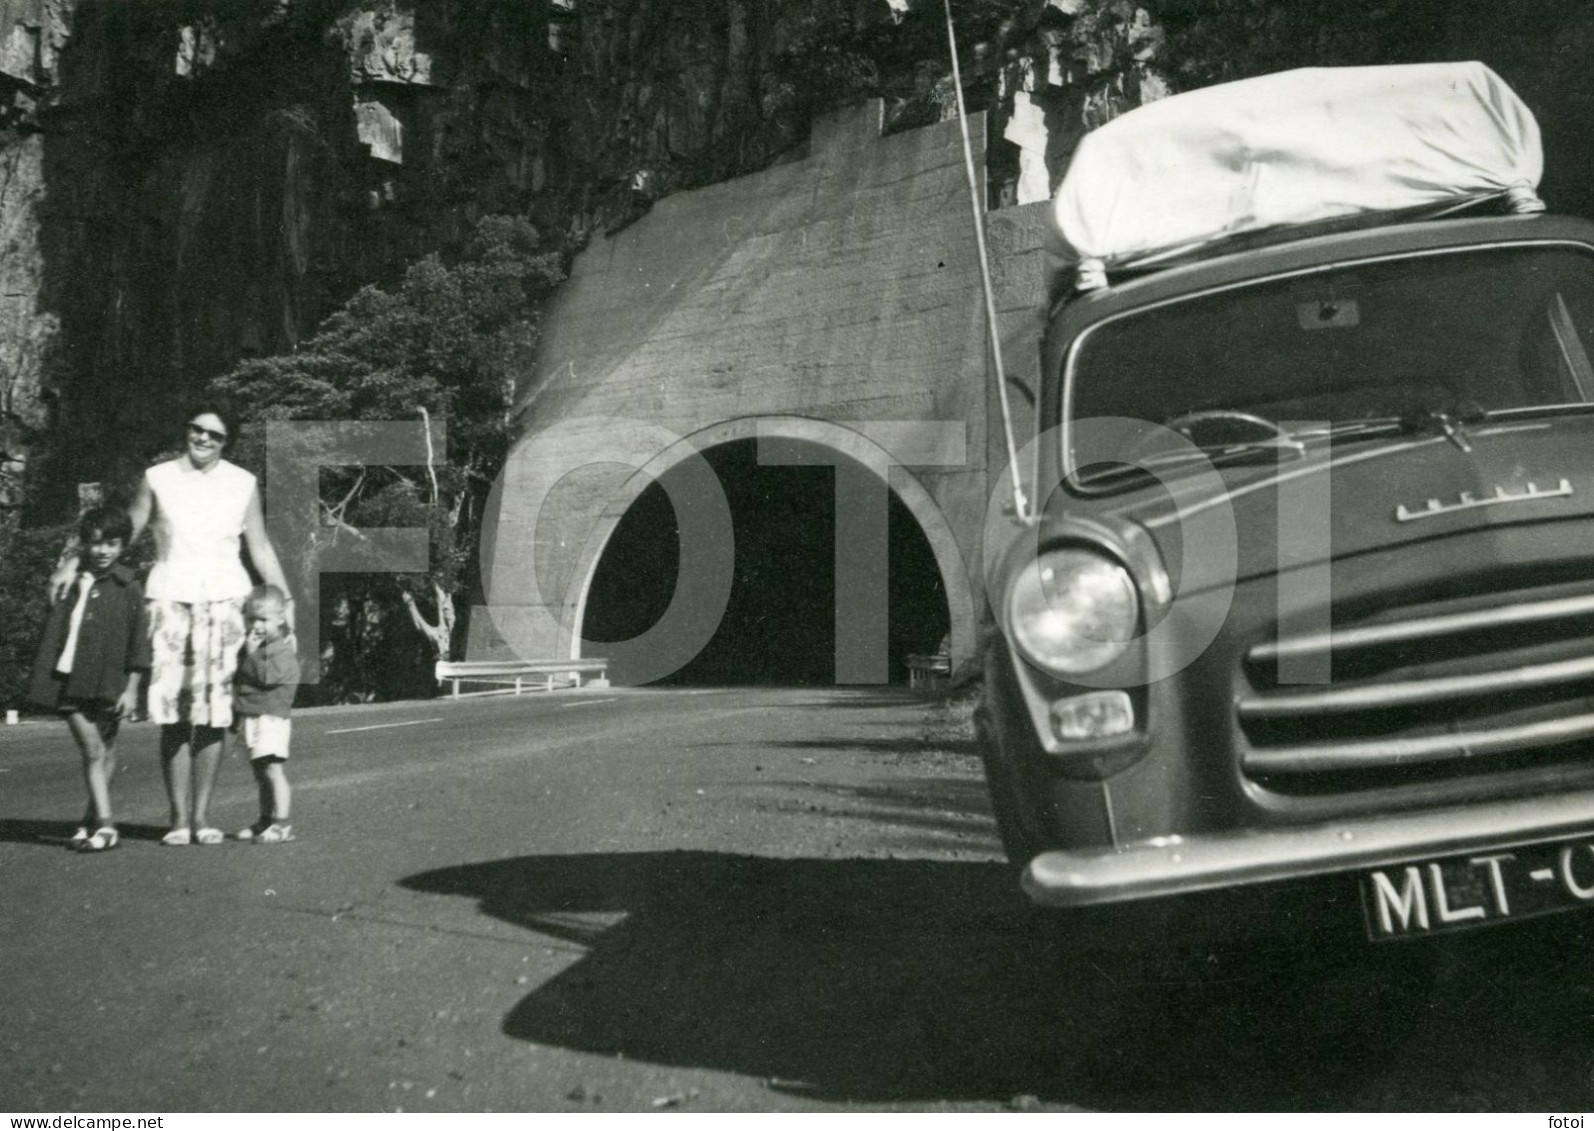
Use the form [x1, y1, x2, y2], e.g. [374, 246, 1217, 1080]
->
[4, 0, 560, 517]
[0, 0, 1172, 527]
[0, 0, 66, 522]
[2, 0, 1590, 531]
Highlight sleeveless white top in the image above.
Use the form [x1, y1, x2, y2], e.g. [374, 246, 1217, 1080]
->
[143, 457, 257, 602]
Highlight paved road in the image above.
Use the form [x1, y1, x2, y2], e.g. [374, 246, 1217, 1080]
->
[2, 687, 1593, 1113]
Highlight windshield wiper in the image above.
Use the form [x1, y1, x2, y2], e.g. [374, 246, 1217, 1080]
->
[1292, 418, 1403, 443]
[1397, 400, 1485, 453]
[1479, 402, 1594, 423]
[1071, 401, 1489, 492]
[1298, 403, 1484, 453]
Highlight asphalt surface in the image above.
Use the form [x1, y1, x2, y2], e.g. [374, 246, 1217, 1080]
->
[2, 686, 1593, 1113]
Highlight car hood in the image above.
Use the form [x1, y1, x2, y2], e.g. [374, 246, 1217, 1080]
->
[1066, 415, 1594, 595]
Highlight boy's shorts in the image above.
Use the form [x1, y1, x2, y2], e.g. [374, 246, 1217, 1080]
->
[56, 697, 121, 736]
[241, 714, 292, 761]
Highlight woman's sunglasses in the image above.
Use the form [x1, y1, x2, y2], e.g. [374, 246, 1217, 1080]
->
[187, 422, 228, 443]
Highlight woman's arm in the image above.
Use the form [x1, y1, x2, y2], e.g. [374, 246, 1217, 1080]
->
[47, 537, 81, 603]
[127, 473, 152, 544]
[242, 486, 293, 603]
[49, 475, 154, 603]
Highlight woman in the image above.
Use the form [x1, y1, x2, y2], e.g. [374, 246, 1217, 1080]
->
[52, 403, 294, 845]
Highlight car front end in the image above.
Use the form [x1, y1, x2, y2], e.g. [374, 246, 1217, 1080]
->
[982, 215, 1594, 943]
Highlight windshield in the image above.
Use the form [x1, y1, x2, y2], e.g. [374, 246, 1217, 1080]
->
[1064, 245, 1594, 486]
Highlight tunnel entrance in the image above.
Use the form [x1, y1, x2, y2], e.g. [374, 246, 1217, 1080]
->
[580, 438, 951, 686]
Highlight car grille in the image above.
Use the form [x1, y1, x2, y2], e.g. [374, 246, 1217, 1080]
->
[1237, 580, 1594, 797]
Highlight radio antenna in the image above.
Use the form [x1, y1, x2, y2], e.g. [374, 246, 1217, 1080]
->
[941, 0, 1030, 522]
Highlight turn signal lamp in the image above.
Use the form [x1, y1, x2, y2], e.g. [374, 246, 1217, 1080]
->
[1052, 690, 1135, 741]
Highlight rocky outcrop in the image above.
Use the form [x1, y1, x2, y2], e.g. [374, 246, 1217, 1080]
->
[0, 133, 53, 525]
[4, 0, 1586, 531]
[0, 0, 69, 527]
[0, 0, 1163, 522]
[7, 0, 554, 514]
[993, 0, 1168, 205]
[0, 0, 70, 92]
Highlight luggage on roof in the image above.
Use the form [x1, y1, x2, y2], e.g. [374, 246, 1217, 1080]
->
[1047, 62, 1544, 293]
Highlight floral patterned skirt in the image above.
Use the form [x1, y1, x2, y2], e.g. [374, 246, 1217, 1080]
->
[146, 598, 247, 728]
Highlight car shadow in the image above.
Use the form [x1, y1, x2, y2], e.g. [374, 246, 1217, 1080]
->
[399, 849, 1592, 1108]
[402, 851, 1062, 1102]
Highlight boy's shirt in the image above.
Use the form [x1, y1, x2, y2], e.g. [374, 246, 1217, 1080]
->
[234, 634, 299, 719]
[27, 565, 151, 708]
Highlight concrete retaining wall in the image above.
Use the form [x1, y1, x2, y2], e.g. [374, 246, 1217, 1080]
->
[473, 99, 1051, 682]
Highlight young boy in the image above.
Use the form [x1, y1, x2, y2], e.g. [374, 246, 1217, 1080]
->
[234, 584, 300, 843]
[28, 506, 150, 852]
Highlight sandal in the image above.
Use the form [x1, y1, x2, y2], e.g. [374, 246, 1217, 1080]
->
[195, 826, 225, 846]
[68, 826, 91, 850]
[256, 823, 295, 844]
[235, 820, 272, 842]
[161, 827, 192, 847]
[78, 826, 119, 852]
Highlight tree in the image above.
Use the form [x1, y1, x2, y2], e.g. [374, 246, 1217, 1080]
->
[213, 215, 565, 700]
[0, 522, 71, 710]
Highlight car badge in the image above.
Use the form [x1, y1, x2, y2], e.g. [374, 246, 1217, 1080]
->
[1395, 478, 1573, 522]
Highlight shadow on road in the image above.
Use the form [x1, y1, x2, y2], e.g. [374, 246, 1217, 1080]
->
[401, 849, 1594, 1108]
[403, 851, 1056, 1102]
[0, 817, 172, 846]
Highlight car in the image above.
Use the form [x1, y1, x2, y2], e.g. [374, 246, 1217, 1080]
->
[978, 62, 1594, 948]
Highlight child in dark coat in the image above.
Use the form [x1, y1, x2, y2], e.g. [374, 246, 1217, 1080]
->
[234, 584, 300, 843]
[28, 506, 151, 852]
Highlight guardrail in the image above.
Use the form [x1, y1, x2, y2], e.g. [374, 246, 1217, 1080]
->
[906, 652, 951, 691]
[435, 658, 610, 698]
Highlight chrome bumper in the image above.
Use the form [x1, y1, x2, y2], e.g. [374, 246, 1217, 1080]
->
[1022, 789, 1594, 907]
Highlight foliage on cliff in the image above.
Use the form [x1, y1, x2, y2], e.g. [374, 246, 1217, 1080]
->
[212, 215, 564, 702]
[0, 522, 69, 710]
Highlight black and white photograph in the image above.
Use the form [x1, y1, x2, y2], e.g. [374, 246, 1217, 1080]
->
[3, 0, 1594, 1116]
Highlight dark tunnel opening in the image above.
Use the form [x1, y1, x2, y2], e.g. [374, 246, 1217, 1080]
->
[580, 438, 951, 686]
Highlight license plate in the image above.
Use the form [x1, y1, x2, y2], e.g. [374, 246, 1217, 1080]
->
[1361, 834, 1594, 941]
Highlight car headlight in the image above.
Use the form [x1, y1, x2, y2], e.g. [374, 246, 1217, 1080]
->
[1008, 548, 1139, 675]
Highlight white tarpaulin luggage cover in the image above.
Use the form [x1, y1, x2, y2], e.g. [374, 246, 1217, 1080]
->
[1049, 62, 1543, 291]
